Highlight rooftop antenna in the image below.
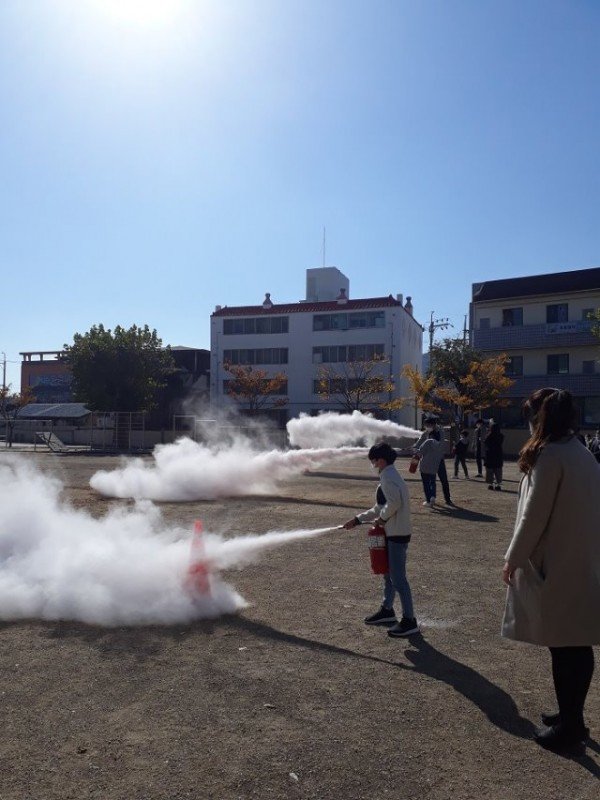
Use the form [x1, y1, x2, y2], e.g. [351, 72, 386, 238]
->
[322, 226, 326, 268]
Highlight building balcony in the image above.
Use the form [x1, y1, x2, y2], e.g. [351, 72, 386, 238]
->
[502, 373, 600, 397]
[473, 321, 597, 351]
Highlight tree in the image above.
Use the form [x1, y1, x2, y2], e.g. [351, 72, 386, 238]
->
[64, 324, 176, 411]
[436, 353, 515, 422]
[224, 364, 288, 414]
[316, 357, 393, 412]
[459, 355, 516, 412]
[397, 364, 442, 415]
[0, 386, 33, 447]
[416, 338, 516, 424]
[428, 338, 483, 394]
[589, 308, 600, 350]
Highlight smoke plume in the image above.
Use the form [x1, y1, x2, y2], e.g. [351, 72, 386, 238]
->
[287, 410, 420, 449]
[90, 437, 364, 501]
[0, 459, 339, 627]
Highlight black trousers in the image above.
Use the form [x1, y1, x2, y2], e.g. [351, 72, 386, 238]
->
[437, 458, 451, 503]
[549, 646, 595, 730]
[454, 454, 468, 477]
[475, 443, 482, 475]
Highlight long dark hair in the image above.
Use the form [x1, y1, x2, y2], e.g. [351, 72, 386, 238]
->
[518, 388, 577, 474]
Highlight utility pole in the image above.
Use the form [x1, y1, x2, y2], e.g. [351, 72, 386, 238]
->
[1, 352, 6, 393]
[428, 312, 452, 353]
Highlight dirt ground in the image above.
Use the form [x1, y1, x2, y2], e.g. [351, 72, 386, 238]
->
[0, 451, 598, 800]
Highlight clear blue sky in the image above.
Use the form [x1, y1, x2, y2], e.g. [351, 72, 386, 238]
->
[1, 0, 599, 390]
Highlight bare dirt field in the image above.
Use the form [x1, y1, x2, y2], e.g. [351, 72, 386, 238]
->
[0, 451, 598, 800]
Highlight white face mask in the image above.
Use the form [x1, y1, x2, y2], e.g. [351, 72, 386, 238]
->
[425, 425, 434, 431]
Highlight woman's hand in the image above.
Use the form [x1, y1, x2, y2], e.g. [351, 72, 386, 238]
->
[502, 562, 516, 586]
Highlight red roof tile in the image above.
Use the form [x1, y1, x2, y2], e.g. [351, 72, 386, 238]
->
[212, 296, 403, 316]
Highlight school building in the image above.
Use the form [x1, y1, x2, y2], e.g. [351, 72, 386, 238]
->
[210, 267, 424, 427]
[470, 266, 600, 428]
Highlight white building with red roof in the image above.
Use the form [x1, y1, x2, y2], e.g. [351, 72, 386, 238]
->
[210, 268, 423, 427]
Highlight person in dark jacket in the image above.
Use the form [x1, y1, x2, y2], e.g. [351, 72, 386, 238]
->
[589, 428, 600, 463]
[473, 418, 485, 477]
[453, 430, 470, 478]
[484, 422, 504, 490]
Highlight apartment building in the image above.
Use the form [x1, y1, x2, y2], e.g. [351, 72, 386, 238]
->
[210, 267, 424, 427]
[470, 267, 600, 426]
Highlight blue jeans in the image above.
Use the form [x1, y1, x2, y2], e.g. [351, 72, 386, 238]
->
[382, 539, 415, 619]
[421, 472, 436, 501]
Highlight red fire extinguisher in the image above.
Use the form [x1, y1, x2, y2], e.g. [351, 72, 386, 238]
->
[368, 523, 389, 575]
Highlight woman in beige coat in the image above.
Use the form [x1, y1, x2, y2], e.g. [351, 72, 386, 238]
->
[502, 388, 600, 755]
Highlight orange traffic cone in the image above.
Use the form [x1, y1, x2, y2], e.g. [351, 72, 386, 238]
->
[185, 519, 211, 596]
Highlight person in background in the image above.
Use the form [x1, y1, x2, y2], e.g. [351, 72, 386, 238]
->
[343, 442, 419, 638]
[589, 427, 600, 463]
[484, 422, 504, 490]
[502, 388, 600, 755]
[473, 418, 485, 477]
[415, 430, 445, 508]
[453, 429, 470, 479]
[413, 416, 454, 506]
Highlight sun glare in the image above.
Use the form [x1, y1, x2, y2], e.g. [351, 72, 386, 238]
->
[95, 0, 185, 28]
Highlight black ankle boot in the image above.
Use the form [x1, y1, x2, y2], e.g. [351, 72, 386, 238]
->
[534, 724, 587, 755]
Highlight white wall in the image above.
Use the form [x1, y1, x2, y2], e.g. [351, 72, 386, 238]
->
[210, 303, 423, 427]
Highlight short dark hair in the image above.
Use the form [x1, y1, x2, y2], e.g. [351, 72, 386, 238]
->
[368, 442, 397, 464]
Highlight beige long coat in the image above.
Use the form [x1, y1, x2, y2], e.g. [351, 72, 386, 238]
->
[501, 437, 600, 647]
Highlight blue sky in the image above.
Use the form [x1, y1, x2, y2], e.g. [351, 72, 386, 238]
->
[1, 0, 599, 390]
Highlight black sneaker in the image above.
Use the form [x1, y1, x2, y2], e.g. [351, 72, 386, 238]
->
[387, 617, 419, 637]
[494, 485, 502, 491]
[364, 606, 396, 625]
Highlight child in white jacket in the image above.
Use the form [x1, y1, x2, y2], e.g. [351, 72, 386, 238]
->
[343, 442, 419, 638]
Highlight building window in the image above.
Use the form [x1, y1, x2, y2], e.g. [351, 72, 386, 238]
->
[313, 313, 347, 331]
[582, 360, 596, 375]
[480, 318, 490, 329]
[313, 311, 385, 331]
[547, 354, 569, 375]
[313, 343, 385, 362]
[546, 303, 568, 324]
[313, 345, 347, 363]
[502, 307, 523, 327]
[314, 378, 346, 394]
[583, 397, 600, 426]
[224, 379, 288, 395]
[223, 316, 289, 335]
[223, 348, 288, 365]
[506, 356, 523, 376]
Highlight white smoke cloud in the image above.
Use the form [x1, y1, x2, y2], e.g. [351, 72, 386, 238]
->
[90, 437, 365, 501]
[287, 410, 421, 449]
[0, 459, 339, 627]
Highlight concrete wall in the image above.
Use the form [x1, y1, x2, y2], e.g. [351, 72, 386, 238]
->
[211, 304, 423, 427]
